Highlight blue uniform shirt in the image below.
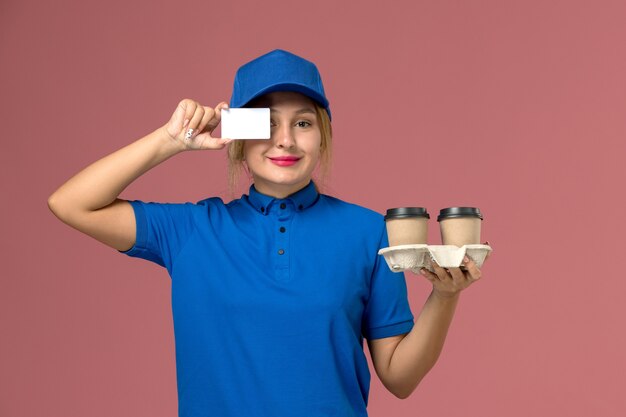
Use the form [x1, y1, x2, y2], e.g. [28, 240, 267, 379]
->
[119, 180, 414, 417]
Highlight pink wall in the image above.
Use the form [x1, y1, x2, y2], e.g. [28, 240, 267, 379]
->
[1, 0, 625, 416]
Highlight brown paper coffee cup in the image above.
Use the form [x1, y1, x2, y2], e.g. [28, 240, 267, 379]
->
[384, 207, 430, 247]
[437, 207, 483, 247]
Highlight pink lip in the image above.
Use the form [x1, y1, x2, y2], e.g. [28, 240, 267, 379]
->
[268, 156, 301, 167]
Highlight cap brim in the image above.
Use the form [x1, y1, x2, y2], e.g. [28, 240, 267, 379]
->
[238, 83, 331, 120]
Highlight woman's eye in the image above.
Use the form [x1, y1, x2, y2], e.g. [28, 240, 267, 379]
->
[296, 121, 311, 127]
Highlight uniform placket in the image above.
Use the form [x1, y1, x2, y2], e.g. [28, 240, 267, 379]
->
[274, 199, 293, 282]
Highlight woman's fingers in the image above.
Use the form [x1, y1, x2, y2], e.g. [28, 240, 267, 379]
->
[463, 257, 482, 281]
[196, 102, 228, 137]
[184, 104, 205, 142]
[430, 260, 451, 281]
[194, 102, 233, 150]
[447, 266, 466, 283]
[165, 99, 190, 139]
[197, 106, 216, 136]
[205, 102, 228, 133]
[166, 99, 199, 141]
[419, 267, 438, 281]
[163, 99, 233, 150]
[418, 255, 483, 297]
[483, 241, 492, 261]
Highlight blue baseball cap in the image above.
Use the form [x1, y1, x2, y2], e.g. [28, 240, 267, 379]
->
[230, 49, 332, 120]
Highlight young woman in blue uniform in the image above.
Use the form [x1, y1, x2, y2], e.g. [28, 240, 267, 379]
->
[48, 49, 484, 417]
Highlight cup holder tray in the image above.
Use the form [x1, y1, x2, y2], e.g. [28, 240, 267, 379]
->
[378, 244, 492, 273]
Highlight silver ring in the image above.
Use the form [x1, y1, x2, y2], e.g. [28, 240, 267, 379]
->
[185, 128, 194, 140]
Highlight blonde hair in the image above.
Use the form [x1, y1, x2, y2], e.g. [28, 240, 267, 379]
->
[227, 100, 332, 197]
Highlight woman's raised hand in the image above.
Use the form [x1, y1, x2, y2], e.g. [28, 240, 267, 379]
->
[164, 99, 232, 150]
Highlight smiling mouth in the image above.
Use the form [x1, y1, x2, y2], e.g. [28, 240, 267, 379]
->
[268, 156, 301, 161]
[268, 156, 301, 166]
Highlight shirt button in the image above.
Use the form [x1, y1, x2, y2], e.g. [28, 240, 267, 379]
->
[280, 203, 286, 209]
[260, 207, 265, 213]
[298, 204, 303, 210]
[279, 227, 286, 233]
[278, 249, 285, 255]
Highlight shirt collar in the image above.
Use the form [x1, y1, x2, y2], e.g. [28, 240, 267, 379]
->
[246, 180, 319, 215]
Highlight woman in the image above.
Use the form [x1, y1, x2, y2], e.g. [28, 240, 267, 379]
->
[48, 49, 483, 417]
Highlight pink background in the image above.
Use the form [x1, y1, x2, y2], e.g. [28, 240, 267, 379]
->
[1, 0, 625, 416]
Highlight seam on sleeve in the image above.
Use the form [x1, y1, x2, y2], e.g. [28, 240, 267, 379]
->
[133, 201, 148, 251]
[365, 319, 414, 340]
[117, 200, 147, 254]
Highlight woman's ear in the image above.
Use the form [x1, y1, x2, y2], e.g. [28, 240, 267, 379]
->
[242, 160, 252, 180]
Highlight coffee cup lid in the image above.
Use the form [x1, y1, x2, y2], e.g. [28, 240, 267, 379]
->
[437, 207, 483, 222]
[385, 207, 430, 220]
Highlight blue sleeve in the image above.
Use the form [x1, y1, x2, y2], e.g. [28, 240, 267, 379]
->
[362, 221, 415, 340]
[118, 199, 197, 272]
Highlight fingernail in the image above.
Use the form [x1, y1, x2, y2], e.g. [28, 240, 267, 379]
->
[420, 268, 427, 276]
[463, 256, 469, 263]
[183, 119, 189, 127]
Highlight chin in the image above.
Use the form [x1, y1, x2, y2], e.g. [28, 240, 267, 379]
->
[268, 169, 310, 182]
[258, 172, 312, 187]
[271, 177, 308, 186]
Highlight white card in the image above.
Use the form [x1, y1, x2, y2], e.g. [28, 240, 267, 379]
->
[221, 108, 270, 139]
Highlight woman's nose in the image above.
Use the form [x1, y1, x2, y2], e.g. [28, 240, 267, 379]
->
[273, 125, 295, 148]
